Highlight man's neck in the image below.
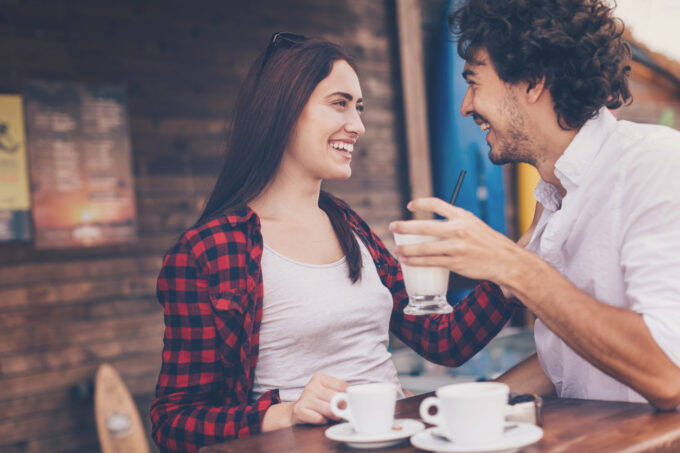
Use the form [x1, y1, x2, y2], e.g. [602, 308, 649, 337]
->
[532, 121, 580, 197]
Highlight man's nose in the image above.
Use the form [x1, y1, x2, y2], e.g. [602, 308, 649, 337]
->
[460, 87, 474, 117]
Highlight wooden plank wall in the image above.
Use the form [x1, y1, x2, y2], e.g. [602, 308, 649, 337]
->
[0, 1, 408, 451]
[395, 0, 434, 217]
[617, 60, 680, 128]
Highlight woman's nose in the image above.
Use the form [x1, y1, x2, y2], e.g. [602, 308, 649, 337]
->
[346, 110, 365, 136]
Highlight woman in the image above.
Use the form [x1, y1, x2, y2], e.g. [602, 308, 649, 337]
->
[150, 33, 514, 452]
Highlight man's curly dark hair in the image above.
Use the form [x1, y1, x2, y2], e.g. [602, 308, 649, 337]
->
[450, 0, 632, 129]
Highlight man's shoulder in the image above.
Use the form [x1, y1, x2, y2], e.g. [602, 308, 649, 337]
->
[613, 121, 680, 161]
[600, 121, 680, 184]
[604, 122, 680, 219]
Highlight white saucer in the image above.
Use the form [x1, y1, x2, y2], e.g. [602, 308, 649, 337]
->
[410, 422, 543, 453]
[325, 418, 425, 449]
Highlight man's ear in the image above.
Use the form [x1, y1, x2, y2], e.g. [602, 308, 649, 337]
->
[525, 76, 547, 104]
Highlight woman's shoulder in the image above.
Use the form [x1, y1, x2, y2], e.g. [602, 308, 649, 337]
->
[324, 192, 369, 231]
[324, 193, 391, 255]
[168, 206, 258, 260]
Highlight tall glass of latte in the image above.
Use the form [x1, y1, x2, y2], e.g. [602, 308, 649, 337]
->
[393, 228, 451, 315]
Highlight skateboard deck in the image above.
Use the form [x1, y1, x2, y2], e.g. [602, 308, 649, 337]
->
[95, 363, 150, 453]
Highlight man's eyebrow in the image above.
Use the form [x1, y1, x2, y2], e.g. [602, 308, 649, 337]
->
[462, 57, 486, 80]
[327, 91, 363, 102]
[469, 57, 485, 66]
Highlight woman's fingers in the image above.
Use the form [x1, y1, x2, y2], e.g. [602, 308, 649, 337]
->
[296, 397, 335, 423]
[318, 373, 348, 392]
[292, 373, 348, 426]
[312, 389, 343, 421]
[296, 406, 328, 425]
[313, 397, 340, 421]
[315, 385, 341, 404]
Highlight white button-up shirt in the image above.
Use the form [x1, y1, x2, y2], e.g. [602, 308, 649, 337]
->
[528, 108, 680, 403]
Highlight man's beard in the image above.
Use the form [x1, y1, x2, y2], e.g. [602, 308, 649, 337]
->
[487, 129, 533, 165]
[487, 94, 534, 166]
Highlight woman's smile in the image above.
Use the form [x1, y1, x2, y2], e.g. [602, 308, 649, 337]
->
[329, 139, 354, 160]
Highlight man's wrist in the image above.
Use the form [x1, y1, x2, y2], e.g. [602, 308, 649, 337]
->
[497, 245, 536, 293]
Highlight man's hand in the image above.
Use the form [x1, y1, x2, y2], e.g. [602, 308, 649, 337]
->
[389, 197, 524, 285]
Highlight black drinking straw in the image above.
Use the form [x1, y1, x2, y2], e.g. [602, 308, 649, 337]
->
[449, 170, 466, 205]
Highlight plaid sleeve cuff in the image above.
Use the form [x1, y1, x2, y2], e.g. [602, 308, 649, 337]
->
[251, 389, 282, 431]
[485, 281, 524, 309]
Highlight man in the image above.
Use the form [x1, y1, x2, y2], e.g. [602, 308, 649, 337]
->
[390, 0, 680, 409]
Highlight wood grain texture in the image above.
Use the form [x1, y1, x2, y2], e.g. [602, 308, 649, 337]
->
[0, 1, 408, 451]
[201, 393, 680, 453]
[396, 0, 434, 219]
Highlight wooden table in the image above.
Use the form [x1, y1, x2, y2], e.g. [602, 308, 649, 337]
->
[201, 393, 680, 452]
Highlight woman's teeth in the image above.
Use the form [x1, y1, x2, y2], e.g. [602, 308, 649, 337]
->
[480, 123, 490, 132]
[330, 141, 354, 152]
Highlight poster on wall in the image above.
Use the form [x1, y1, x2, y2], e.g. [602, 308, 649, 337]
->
[0, 94, 32, 242]
[23, 81, 137, 248]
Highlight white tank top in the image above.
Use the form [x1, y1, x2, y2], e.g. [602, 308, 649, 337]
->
[251, 235, 403, 402]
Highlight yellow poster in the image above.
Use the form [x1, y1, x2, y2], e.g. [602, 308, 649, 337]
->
[0, 95, 30, 211]
[0, 94, 31, 241]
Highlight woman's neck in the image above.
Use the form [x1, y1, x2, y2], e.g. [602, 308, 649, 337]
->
[249, 165, 323, 222]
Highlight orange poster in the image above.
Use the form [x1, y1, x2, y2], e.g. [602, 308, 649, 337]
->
[23, 82, 137, 248]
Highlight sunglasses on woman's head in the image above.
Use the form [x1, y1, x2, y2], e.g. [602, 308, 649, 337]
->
[260, 32, 308, 71]
[270, 32, 307, 47]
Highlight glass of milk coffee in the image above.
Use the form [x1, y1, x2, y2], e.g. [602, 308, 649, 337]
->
[393, 226, 452, 315]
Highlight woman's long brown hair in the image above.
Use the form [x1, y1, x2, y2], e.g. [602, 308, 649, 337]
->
[198, 37, 363, 282]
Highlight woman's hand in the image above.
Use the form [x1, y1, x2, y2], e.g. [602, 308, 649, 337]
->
[292, 373, 348, 425]
[261, 373, 348, 432]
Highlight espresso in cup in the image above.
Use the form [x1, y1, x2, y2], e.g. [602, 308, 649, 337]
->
[330, 383, 397, 435]
[419, 382, 510, 444]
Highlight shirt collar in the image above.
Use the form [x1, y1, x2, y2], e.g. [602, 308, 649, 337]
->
[534, 108, 617, 210]
[554, 107, 617, 191]
[534, 179, 562, 211]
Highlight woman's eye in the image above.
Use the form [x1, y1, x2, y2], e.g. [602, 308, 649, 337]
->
[357, 105, 364, 113]
[334, 100, 347, 107]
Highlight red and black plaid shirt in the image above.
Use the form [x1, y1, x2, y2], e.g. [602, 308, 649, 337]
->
[150, 200, 513, 452]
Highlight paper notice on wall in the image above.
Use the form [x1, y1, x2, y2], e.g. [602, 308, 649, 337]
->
[23, 81, 137, 248]
[0, 94, 31, 242]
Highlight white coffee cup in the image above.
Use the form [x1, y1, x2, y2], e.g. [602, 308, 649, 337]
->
[419, 382, 511, 444]
[393, 228, 451, 315]
[330, 383, 397, 435]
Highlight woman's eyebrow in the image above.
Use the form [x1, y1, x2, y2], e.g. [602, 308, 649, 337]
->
[326, 91, 363, 103]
